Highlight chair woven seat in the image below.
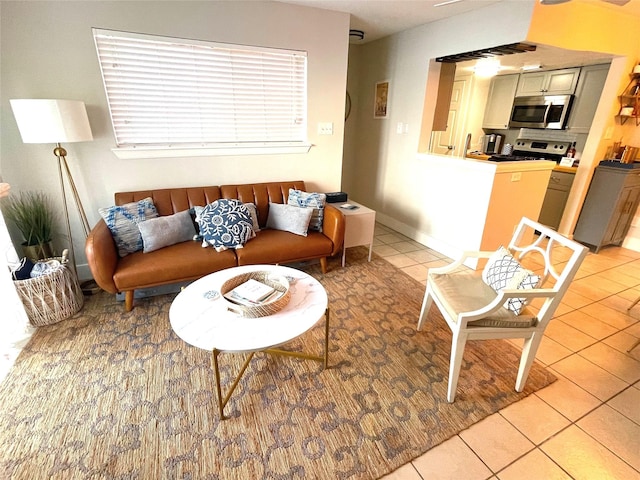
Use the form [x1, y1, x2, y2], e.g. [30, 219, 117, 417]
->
[429, 272, 537, 328]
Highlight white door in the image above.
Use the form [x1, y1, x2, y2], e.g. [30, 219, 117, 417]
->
[431, 76, 469, 156]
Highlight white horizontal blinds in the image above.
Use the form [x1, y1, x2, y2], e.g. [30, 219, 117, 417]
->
[93, 29, 307, 147]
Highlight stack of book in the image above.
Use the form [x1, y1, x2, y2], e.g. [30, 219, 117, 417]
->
[223, 278, 283, 306]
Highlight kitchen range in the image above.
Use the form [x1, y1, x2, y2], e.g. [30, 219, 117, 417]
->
[482, 138, 577, 230]
[487, 138, 572, 163]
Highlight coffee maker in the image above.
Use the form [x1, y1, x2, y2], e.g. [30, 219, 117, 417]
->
[481, 134, 503, 155]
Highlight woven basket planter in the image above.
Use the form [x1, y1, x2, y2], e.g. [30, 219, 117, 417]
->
[13, 257, 84, 327]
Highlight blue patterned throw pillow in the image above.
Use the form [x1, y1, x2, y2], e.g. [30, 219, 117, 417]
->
[99, 197, 158, 257]
[287, 189, 326, 232]
[481, 246, 541, 315]
[197, 199, 255, 250]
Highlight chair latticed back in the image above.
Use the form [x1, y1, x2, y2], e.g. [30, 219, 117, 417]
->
[418, 217, 588, 402]
[507, 218, 588, 328]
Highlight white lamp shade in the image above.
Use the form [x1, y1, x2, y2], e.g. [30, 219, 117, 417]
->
[10, 99, 93, 144]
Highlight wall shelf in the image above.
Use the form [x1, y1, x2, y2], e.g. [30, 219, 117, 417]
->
[617, 71, 640, 126]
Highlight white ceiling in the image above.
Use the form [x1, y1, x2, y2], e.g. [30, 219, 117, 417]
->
[277, 0, 502, 44]
[278, 0, 640, 70]
[278, 0, 640, 44]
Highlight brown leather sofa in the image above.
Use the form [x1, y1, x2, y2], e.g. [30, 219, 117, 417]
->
[85, 181, 345, 311]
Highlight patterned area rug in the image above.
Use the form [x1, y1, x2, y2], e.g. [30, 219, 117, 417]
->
[0, 247, 555, 479]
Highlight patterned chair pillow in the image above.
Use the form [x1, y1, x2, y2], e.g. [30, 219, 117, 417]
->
[287, 189, 326, 232]
[481, 246, 541, 315]
[99, 197, 158, 257]
[196, 199, 255, 251]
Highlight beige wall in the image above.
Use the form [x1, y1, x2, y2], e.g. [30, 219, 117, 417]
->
[343, 0, 640, 253]
[342, 0, 536, 237]
[0, 1, 350, 275]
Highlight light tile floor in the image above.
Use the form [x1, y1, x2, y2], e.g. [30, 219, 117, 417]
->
[2, 223, 639, 479]
[371, 223, 640, 480]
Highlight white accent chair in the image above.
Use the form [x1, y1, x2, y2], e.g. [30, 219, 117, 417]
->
[417, 217, 588, 402]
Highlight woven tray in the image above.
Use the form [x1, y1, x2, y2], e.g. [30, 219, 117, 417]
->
[220, 271, 290, 318]
[13, 256, 84, 326]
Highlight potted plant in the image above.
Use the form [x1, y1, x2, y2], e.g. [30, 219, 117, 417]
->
[1, 190, 57, 260]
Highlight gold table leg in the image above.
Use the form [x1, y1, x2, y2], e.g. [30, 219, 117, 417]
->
[211, 308, 330, 419]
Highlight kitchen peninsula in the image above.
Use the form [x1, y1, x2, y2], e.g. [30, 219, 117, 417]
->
[414, 153, 555, 268]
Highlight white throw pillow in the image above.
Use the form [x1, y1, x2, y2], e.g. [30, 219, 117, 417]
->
[266, 203, 313, 237]
[482, 246, 541, 315]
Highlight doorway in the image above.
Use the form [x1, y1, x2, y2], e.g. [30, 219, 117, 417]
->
[430, 74, 471, 156]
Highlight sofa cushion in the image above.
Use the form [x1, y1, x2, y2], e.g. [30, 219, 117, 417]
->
[287, 189, 326, 232]
[481, 246, 541, 315]
[99, 197, 158, 257]
[113, 241, 237, 291]
[234, 229, 334, 266]
[266, 202, 313, 237]
[138, 209, 196, 253]
[197, 199, 255, 250]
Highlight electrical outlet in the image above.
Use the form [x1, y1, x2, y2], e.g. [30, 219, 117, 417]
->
[511, 172, 522, 182]
[318, 122, 333, 135]
[396, 122, 403, 134]
[604, 126, 614, 140]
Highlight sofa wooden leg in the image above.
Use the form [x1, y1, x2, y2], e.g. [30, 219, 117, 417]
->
[125, 290, 134, 311]
[320, 257, 327, 274]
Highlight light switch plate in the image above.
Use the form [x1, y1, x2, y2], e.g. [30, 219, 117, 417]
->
[318, 122, 333, 135]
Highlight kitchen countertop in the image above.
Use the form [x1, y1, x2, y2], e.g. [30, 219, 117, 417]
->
[465, 152, 577, 174]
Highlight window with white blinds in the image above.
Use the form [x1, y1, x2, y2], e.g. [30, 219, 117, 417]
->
[92, 29, 308, 155]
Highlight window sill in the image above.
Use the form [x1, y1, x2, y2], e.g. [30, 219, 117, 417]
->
[111, 143, 312, 159]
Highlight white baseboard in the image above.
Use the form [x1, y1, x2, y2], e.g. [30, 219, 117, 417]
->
[375, 211, 479, 269]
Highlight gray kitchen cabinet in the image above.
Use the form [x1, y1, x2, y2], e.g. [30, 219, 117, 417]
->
[482, 74, 519, 129]
[538, 171, 575, 230]
[573, 164, 640, 252]
[515, 67, 580, 96]
[567, 63, 610, 134]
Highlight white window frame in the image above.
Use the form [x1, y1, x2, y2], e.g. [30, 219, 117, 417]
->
[93, 29, 311, 158]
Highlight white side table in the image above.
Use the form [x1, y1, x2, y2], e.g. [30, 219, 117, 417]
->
[338, 201, 376, 267]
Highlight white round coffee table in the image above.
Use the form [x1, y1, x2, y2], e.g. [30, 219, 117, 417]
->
[169, 264, 329, 418]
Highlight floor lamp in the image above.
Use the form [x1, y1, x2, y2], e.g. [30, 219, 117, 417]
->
[10, 99, 93, 278]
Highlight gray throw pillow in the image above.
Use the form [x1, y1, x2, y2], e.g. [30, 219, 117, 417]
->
[99, 197, 158, 257]
[138, 210, 196, 253]
[266, 203, 313, 237]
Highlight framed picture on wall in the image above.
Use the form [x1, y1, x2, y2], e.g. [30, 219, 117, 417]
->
[374, 80, 389, 119]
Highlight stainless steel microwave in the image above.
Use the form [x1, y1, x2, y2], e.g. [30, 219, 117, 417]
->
[509, 94, 574, 130]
